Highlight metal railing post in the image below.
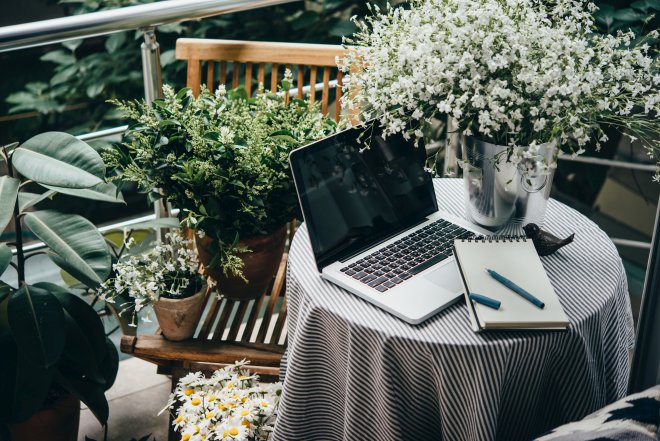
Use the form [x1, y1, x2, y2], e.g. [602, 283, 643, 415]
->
[140, 27, 163, 104]
[139, 27, 169, 236]
[629, 195, 660, 392]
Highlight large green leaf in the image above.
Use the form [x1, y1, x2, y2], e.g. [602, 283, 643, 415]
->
[7, 284, 66, 368]
[24, 210, 111, 287]
[99, 337, 119, 391]
[0, 244, 11, 276]
[0, 176, 19, 233]
[18, 190, 57, 212]
[42, 181, 125, 204]
[11, 348, 53, 422]
[0, 282, 11, 304]
[12, 132, 104, 188]
[54, 369, 109, 426]
[39, 282, 106, 366]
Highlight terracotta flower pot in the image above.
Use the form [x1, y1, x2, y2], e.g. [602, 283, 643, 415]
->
[153, 284, 207, 341]
[10, 394, 80, 441]
[196, 224, 288, 301]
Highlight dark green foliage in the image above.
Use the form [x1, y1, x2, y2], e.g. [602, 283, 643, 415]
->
[0, 132, 120, 430]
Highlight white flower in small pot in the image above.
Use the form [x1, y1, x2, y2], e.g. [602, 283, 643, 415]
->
[97, 230, 207, 341]
[160, 360, 282, 441]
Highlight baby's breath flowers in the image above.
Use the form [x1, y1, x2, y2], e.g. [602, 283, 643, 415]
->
[161, 360, 282, 441]
[341, 0, 660, 177]
[97, 231, 204, 327]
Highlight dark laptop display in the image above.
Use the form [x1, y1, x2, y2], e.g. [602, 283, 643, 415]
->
[289, 125, 438, 271]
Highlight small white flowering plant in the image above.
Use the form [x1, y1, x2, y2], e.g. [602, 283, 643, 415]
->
[161, 360, 282, 441]
[340, 0, 660, 177]
[97, 230, 204, 326]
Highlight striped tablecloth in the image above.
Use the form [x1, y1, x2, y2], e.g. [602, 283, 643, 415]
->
[274, 178, 635, 441]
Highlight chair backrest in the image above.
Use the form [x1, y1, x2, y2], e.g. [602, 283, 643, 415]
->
[175, 38, 347, 122]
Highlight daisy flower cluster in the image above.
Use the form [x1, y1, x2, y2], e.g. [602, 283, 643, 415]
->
[340, 0, 660, 177]
[96, 230, 204, 326]
[162, 360, 282, 441]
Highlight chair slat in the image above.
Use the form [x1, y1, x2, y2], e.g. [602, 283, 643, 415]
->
[232, 61, 239, 89]
[176, 39, 345, 66]
[213, 299, 235, 341]
[242, 294, 266, 343]
[245, 62, 253, 96]
[199, 294, 221, 338]
[271, 63, 279, 92]
[226, 300, 250, 341]
[309, 66, 317, 104]
[258, 63, 265, 89]
[206, 61, 214, 92]
[321, 67, 331, 115]
[220, 61, 227, 85]
[270, 297, 287, 344]
[284, 63, 291, 104]
[256, 254, 288, 343]
[187, 59, 202, 97]
[335, 71, 343, 123]
[297, 65, 304, 99]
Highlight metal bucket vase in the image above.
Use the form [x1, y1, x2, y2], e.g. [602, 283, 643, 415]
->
[460, 135, 557, 230]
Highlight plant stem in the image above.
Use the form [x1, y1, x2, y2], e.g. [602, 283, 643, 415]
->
[5, 152, 25, 284]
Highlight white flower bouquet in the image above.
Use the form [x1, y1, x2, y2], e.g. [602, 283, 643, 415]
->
[161, 361, 282, 441]
[97, 230, 204, 326]
[340, 0, 660, 176]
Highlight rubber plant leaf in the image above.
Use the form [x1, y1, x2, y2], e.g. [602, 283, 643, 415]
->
[0, 176, 19, 233]
[24, 210, 111, 287]
[12, 132, 104, 188]
[41, 181, 125, 204]
[0, 243, 11, 276]
[7, 284, 66, 368]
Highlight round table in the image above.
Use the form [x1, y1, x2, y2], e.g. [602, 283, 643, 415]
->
[274, 179, 635, 441]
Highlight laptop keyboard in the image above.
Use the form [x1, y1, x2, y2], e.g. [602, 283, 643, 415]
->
[339, 219, 474, 292]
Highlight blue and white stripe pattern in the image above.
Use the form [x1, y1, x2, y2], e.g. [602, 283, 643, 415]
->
[274, 179, 635, 441]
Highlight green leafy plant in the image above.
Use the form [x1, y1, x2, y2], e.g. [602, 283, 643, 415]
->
[0, 132, 123, 436]
[593, 0, 659, 38]
[104, 80, 337, 278]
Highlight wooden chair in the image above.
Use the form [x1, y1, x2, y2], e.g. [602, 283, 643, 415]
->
[120, 39, 346, 440]
[177, 38, 347, 121]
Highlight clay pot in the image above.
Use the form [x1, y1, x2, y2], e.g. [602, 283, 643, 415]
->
[196, 224, 288, 300]
[10, 394, 80, 441]
[153, 285, 207, 341]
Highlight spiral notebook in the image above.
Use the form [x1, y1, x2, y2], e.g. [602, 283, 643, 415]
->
[453, 236, 569, 331]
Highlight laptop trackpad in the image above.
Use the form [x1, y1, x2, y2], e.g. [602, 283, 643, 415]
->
[423, 262, 463, 294]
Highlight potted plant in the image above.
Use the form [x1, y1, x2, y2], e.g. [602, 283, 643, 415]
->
[340, 0, 660, 228]
[0, 133, 122, 440]
[104, 75, 337, 299]
[97, 230, 206, 341]
[160, 360, 282, 441]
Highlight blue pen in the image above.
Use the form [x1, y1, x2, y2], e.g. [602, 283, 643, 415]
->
[468, 292, 501, 310]
[486, 269, 545, 309]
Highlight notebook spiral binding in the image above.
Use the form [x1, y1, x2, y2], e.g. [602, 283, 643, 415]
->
[462, 235, 528, 243]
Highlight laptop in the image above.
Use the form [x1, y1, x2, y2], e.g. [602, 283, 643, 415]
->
[289, 124, 490, 324]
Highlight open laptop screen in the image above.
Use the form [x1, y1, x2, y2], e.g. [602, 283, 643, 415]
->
[289, 124, 438, 271]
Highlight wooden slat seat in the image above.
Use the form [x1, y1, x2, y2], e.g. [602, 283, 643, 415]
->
[121, 335, 285, 367]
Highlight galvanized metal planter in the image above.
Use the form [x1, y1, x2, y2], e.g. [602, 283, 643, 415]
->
[460, 135, 557, 230]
